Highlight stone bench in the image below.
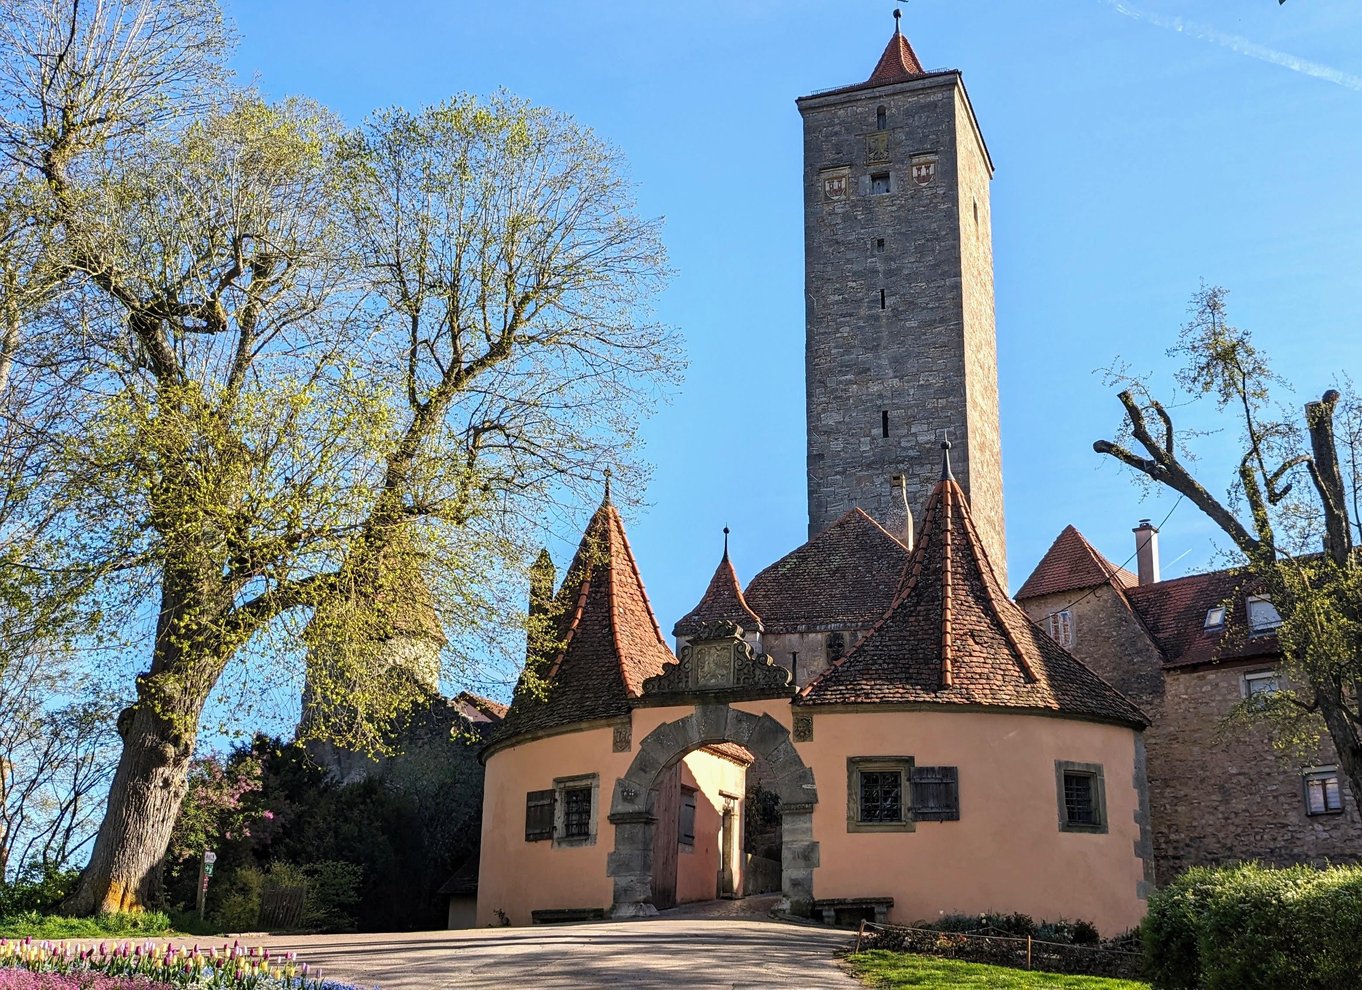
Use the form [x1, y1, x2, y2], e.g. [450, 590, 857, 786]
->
[812, 897, 893, 927]
[531, 907, 607, 925]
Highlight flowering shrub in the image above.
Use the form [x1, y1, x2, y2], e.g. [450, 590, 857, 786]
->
[0, 938, 367, 990]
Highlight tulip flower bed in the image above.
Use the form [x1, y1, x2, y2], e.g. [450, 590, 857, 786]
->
[0, 938, 367, 989]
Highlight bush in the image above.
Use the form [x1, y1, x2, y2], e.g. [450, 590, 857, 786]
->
[0, 867, 81, 916]
[1143, 862, 1362, 990]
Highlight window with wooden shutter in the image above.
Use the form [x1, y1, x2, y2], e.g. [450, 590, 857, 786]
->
[679, 787, 697, 846]
[910, 766, 960, 821]
[525, 789, 554, 841]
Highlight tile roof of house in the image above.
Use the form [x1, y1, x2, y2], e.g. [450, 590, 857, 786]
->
[454, 691, 509, 721]
[494, 494, 675, 743]
[1016, 525, 1138, 600]
[866, 23, 926, 86]
[701, 742, 756, 766]
[673, 543, 764, 637]
[799, 457, 1148, 728]
[744, 508, 910, 633]
[1126, 568, 1280, 669]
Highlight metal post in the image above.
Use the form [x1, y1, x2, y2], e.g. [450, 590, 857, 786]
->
[197, 850, 217, 920]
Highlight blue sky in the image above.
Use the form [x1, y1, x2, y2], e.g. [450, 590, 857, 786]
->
[228, 0, 1362, 695]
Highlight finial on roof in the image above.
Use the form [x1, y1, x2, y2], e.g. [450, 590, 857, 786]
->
[723, 525, 731, 560]
[602, 466, 613, 504]
[894, 6, 902, 34]
[940, 439, 954, 480]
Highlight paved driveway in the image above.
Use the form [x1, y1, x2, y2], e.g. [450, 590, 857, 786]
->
[257, 918, 859, 989]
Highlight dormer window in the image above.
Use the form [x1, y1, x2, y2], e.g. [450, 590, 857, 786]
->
[1247, 596, 1282, 635]
[1203, 606, 1226, 632]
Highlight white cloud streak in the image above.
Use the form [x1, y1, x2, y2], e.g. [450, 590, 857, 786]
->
[1102, 0, 1362, 90]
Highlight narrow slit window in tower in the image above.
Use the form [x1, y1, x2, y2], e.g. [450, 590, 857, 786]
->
[876, 106, 887, 130]
[974, 199, 979, 226]
[881, 411, 890, 438]
[879, 288, 886, 309]
[875, 237, 885, 253]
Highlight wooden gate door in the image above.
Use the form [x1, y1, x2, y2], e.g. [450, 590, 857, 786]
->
[650, 763, 681, 910]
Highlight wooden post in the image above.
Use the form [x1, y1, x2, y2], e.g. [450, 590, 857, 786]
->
[1026, 935, 1033, 970]
[196, 850, 217, 920]
[854, 919, 866, 955]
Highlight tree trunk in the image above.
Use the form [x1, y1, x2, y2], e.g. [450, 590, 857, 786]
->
[63, 574, 228, 916]
[1318, 691, 1362, 821]
[62, 703, 197, 914]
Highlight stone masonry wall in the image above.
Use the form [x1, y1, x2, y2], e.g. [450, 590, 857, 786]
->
[799, 74, 1005, 579]
[1019, 585, 1362, 883]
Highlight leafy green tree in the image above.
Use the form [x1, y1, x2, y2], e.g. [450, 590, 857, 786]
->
[1095, 285, 1362, 815]
[0, 0, 677, 914]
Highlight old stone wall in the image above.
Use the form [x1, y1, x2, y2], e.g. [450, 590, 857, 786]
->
[763, 629, 868, 689]
[1018, 584, 1362, 882]
[799, 73, 1005, 580]
[1151, 664, 1362, 879]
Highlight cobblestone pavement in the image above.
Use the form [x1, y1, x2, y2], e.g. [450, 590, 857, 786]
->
[255, 915, 858, 989]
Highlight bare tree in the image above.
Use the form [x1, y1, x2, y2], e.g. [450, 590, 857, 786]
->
[1095, 285, 1362, 815]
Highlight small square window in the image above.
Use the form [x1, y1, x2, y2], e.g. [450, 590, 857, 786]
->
[847, 757, 913, 832]
[1055, 761, 1107, 833]
[1303, 767, 1343, 816]
[1242, 670, 1280, 698]
[552, 774, 598, 846]
[1247, 595, 1282, 635]
[870, 172, 891, 195]
[1204, 606, 1226, 631]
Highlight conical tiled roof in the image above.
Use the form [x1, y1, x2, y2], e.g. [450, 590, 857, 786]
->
[866, 22, 926, 87]
[745, 508, 910, 633]
[495, 495, 675, 743]
[799, 462, 1147, 728]
[673, 540, 763, 637]
[1016, 525, 1137, 600]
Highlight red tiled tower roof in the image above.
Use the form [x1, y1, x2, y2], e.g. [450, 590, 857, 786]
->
[673, 541, 764, 638]
[744, 508, 910, 633]
[495, 494, 675, 742]
[799, 455, 1147, 728]
[866, 21, 926, 87]
[1016, 525, 1137, 600]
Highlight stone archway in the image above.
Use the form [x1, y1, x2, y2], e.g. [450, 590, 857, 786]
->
[607, 703, 818, 918]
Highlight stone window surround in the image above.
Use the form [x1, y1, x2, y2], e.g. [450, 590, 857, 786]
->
[1055, 760, 1107, 834]
[1302, 765, 1344, 817]
[846, 756, 915, 833]
[553, 773, 599, 848]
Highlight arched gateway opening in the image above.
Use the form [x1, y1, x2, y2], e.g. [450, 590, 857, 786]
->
[606, 623, 818, 919]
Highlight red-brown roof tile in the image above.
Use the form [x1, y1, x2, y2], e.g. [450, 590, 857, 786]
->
[674, 549, 764, 637]
[495, 496, 675, 742]
[700, 742, 756, 766]
[799, 466, 1147, 728]
[866, 26, 926, 87]
[1016, 525, 1137, 600]
[1126, 569, 1280, 669]
[744, 508, 910, 633]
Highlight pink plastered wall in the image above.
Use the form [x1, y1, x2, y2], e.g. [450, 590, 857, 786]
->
[798, 709, 1147, 935]
[674, 753, 747, 904]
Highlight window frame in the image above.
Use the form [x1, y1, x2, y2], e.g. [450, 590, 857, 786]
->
[1203, 606, 1226, 632]
[1055, 760, 1107, 834]
[1246, 595, 1282, 635]
[552, 773, 599, 847]
[1241, 669, 1281, 699]
[1303, 766, 1344, 817]
[1047, 609, 1074, 648]
[869, 171, 892, 196]
[847, 756, 915, 833]
[678, 785, 698, 848]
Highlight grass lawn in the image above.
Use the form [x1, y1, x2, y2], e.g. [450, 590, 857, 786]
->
[0, 910, 177, 940]
[848, 950, 1150, 990]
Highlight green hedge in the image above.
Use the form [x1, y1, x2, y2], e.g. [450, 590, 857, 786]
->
[1143, 862, 1362, 990]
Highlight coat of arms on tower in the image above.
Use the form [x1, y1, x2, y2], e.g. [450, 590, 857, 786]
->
[866, 132, 890, 165]
[911, 156, 936, 186]
[822, 168, 850, 201]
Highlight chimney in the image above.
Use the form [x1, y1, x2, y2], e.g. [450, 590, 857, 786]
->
[1133, 519, 1160, 586]
[885, 474, 914, 551]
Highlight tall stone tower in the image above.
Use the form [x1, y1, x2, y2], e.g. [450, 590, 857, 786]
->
[797, 13, 1007, 584]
